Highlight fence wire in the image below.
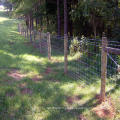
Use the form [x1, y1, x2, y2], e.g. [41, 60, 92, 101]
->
[18, 24, 120, 89]
[17, 24, 120, 119]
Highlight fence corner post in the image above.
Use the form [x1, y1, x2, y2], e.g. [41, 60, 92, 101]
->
[100, 32, 108, 102]
[64, 34, 68, 74]
[47, 32, 51, 60]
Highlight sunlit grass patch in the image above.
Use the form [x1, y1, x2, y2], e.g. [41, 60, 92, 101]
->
[0, 17, 8, 22]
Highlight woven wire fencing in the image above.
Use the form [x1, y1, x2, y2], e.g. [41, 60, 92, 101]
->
[18, 23, 120, 93]
[67, 37, 120, 93]
[67, 38, 101, 85]
[18, 24, 48, 56]
[50, 35, 64, 56]
[15, 23, 120, 119]
[18, 23, 120, 83]
[106, 41, 120, 90]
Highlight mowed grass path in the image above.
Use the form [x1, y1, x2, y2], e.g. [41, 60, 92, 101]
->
[0, 11, 119, 120]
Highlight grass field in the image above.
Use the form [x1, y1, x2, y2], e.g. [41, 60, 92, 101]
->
[0, 11, 119, 120]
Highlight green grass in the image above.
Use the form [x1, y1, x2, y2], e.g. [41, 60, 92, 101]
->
[0, 11, 119, 120]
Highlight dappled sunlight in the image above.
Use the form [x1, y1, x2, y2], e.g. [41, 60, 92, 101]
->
[21, 54, 45, 63]
[0, 50, 16, 58]
[68, 52, 83, 61]
[51, 56, 64, 63]
[10, 30, 19, 34]
[0, 17, 8, 23]
[0, 11, 119, 120]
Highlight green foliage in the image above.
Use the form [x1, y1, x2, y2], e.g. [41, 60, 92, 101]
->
[70, 36, 88, 56]
[69, 37, 80, 56]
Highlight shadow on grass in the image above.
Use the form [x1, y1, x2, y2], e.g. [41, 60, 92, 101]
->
[0, 11, 119, 120]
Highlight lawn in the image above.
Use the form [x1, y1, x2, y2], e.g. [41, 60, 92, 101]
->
[0, 11, 119, 120]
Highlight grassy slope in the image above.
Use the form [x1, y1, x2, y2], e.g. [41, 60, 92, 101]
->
[0, 11, 119, 120]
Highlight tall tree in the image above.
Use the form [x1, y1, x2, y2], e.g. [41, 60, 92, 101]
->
[57, 0, 61, 37]
[64, 0, 68, 74]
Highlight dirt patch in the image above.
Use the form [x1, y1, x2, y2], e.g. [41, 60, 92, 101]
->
[45, 67, 57, 75]
[7, 70, 26, 81]
[20, 88, 32, 95]
[78, 114, 87, 120]
[92, 97, 115, 119]
[66, 95, 82, 105]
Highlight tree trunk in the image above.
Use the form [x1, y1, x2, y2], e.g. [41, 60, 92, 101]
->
[29, 14, 33, 42]
[68, 0, 73, 36]
[57, 0, 61, 37]
[64, 0, 68, 74]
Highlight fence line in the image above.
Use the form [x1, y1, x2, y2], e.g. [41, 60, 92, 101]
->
[18, 23, 120, 102]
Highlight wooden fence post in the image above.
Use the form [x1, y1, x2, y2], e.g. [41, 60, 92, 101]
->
[47, 32, 51, 60]
[64, 34, 68, 74]
[21, 26, 23, 35]
[33, 30, 36, 47]
[100, 33, 108, 102]
[27, 27, 29, 39]
[30, 29, 32, 43]
[18, 24, 20, 33]
[39, 31, 42, 53]
[20, 24, 22, 35]
[25, 29, 27, 38]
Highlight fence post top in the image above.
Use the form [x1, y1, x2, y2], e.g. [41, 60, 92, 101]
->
[102, 32, 106, 37]
[47, 32, 50, 36]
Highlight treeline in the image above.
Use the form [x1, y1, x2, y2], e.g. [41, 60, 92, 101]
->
[2, 0, 120, 41]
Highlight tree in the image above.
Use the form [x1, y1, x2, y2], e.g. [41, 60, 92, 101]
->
[57, 0, 61, 37]
[64, 0, 68, 74]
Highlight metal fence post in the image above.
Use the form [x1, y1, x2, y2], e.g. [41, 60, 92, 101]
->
[100, 33, 108, 102]
[47, 32, 51, 60]
[64, 34, 68, 74]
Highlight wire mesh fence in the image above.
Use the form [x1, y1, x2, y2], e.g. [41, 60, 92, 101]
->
[68, 37, 120, 91]
[18, 24, 120, 86]
[67, 38, 102, 85]
[18, 23, 120, 100]
[0, 23, 119, 120]
[18, 24, 49, 57]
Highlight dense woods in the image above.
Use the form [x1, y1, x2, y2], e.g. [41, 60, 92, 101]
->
[1, 0, 120, 42]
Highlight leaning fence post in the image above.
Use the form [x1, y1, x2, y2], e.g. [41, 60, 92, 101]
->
[100, 33, 108, 102]
[64, 34, 68, 74]
[47, 32, 51, 60]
